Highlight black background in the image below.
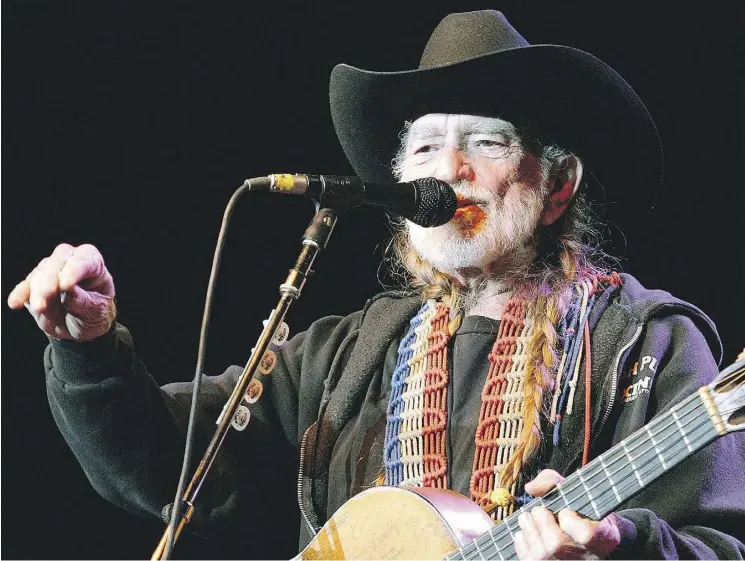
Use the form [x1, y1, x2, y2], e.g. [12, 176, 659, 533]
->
[3, 1, 744, 559]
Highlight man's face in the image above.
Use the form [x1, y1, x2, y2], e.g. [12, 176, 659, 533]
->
[399, 113, 548, 276]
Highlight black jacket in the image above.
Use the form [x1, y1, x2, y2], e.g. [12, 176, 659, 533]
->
[45, 274, 745, 559]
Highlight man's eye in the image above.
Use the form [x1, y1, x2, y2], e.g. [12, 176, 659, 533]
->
[475, 139, 507, 148]
[414, 144, 437, 154]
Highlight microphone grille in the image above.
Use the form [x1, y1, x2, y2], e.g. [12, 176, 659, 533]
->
[412, 178, 457, 227]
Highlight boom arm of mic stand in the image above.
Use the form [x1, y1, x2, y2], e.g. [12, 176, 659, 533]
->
[151, 207, 338, 560]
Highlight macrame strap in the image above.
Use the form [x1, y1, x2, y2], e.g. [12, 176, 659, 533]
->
[384, 300, 452, 488]
[383, 273, 623, 520]
[469, 296, 532, 522]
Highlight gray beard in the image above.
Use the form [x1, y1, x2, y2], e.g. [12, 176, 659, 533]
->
[406, 185, 545, 281]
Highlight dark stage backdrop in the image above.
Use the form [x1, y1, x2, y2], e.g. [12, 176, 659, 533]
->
[3, 2, 744, 559]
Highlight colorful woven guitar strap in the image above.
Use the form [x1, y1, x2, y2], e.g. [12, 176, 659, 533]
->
[469, 297, 532, 521]
[383, 295, 533, 521]
[382, 273, 623, 522]
[384, 300, 451, 488]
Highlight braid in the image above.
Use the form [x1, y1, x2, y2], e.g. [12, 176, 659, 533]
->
[499, 289, 564, 488]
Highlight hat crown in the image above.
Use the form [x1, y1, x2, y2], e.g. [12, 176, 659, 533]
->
[419, 10, 530, 69]
[329, 10, 663, 213]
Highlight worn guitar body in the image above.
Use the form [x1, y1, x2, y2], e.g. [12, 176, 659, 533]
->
[295, 486, 494, 560]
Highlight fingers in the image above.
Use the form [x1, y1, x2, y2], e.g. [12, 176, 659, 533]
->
[516, 507, 548, 560]
[8, 244, 113, 312]
[558, 510, 620, 557]
[60, 285, 114, 319]
[515, 470, 569, 559]
[26, 244, 76, 311]
[7, 280, 31, 309]
[516, 506, 565, 560]
[514, 506, 620, 560]
[557, 509, 595, 546]
[8, 243, 116, 341]
[514, 528, 530, 560]
[9, 242, 114, 326]
[524, 468, 565, 497]
[34, 306, 71, 339]
[58, 244, 109, 292]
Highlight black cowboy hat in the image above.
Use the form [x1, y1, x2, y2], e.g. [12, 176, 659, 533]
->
[329, 10, 663, 214]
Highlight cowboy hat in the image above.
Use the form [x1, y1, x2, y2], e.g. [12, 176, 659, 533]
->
[329, 10, 663, 214]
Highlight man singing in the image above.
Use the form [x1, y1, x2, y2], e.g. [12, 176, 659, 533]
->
[9, 10, 745, 560]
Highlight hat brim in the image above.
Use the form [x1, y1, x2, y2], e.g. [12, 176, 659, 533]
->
[330, 45, 663, 214]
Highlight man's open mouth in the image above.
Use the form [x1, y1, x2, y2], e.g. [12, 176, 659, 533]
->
[455, 195, 481, 208]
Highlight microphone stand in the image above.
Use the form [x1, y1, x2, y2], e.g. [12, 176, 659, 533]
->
[151, 206, 338, 560]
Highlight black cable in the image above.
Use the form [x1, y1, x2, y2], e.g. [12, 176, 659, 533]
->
[162, 177, 271, 559]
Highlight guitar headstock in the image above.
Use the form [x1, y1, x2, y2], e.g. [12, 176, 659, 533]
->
[708, 352, 745, 434]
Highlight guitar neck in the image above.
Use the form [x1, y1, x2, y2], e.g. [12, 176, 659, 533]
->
[449, 391, 720, 560]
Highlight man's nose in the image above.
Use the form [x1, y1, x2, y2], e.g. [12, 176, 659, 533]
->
[433, 147, 475, 184]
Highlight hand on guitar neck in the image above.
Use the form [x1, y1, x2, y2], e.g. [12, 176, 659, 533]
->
[514, 469, 621, 560]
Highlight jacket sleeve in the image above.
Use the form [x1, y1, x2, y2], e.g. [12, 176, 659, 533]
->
[608, 312, 745, 559]
[44, 313, 359, 556]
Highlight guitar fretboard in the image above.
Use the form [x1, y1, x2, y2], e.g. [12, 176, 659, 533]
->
[447, 392, 719, 560]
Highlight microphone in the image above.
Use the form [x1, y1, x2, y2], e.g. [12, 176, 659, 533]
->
[265, 174, 457, 227]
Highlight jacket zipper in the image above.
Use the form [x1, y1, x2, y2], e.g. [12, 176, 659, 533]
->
[297, 370, 338, 538]
[297, 426, 318, 536]
[591, 299, 714, 449]
[591, 323, 643, 448]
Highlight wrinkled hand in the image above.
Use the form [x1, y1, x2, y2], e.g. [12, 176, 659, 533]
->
[514, 469, 621, 560]
[8, 243, 116, 341]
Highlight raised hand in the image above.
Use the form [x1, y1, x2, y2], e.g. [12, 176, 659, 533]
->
[8, 243, 116, 341]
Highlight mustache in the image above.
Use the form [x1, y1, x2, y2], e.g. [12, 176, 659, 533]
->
[449, 180, 495, 204]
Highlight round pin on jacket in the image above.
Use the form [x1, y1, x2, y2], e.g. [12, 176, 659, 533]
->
[244, 378, 264, 404]
[272, 322, 290, 346]
[258, 349, 277, 374]
[263, 315, 290, 347]
[231, 405, 251, 431]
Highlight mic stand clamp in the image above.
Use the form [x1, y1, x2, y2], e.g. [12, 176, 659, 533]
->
[151, 207, 338, 559]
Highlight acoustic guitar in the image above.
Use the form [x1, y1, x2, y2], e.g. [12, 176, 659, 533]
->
[296, 355, 745, 560]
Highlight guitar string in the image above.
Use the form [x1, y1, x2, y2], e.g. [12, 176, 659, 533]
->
[452, 374, 743, 560]
[482, 394, 726, 556]
[596, 371, 745, 514]
[520, 392, 699, 509]
[543, 393, 702, 503]
[590, 419, 713, 514]
[505, 369, 742, 517]
[460, 400, 712, 560]
[458, 405, 714, 561]
[468, 380, 745, 561]
[455, 383, 744, 560]
[495, 416, 715, 561]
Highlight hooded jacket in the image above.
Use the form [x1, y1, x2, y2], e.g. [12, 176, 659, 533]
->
[45, 274, 745, 559]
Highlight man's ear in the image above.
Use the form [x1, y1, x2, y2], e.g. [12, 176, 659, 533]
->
[540, 155, 583, 226]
